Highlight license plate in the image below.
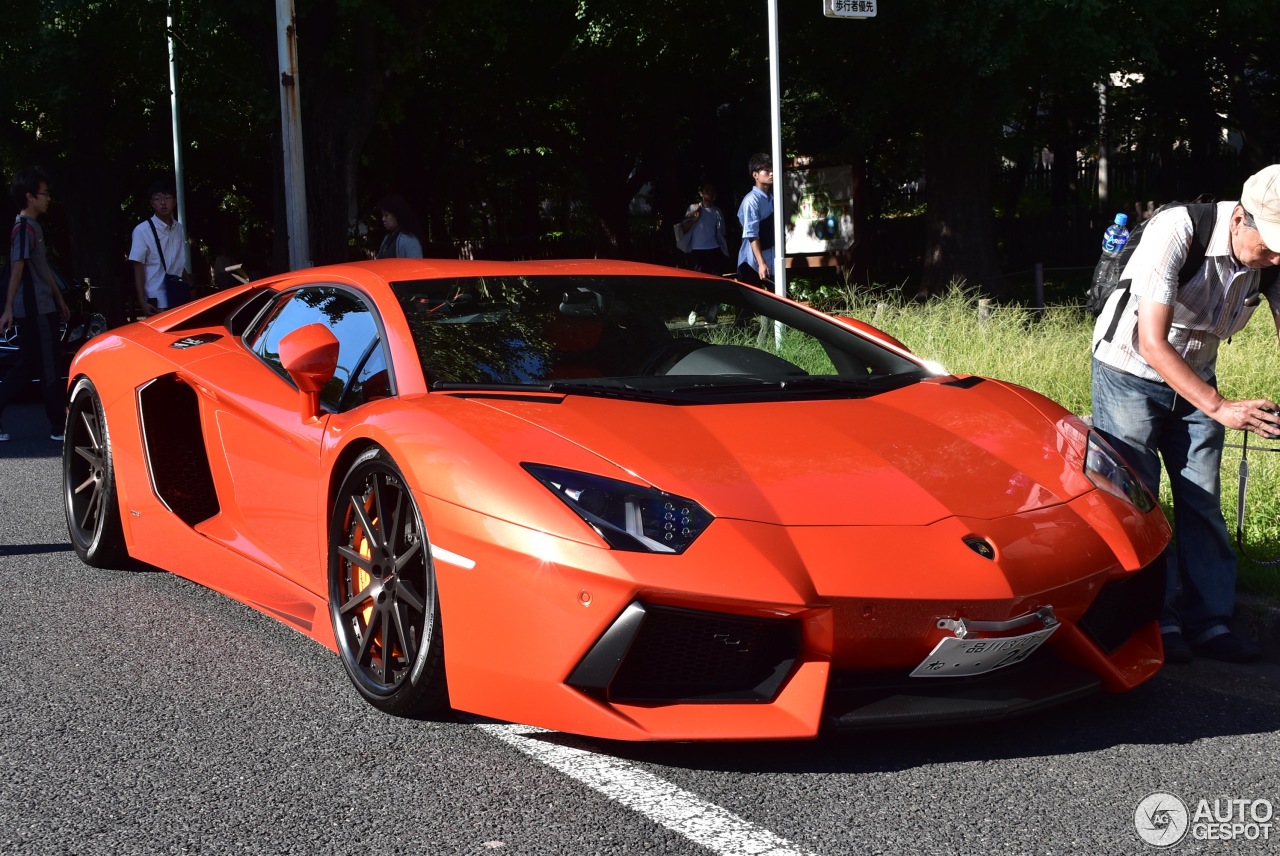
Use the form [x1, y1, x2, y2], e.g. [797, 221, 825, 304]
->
[910, 625, 1059, 678]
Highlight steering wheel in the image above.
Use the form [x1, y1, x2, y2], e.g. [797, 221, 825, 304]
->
[638, 337, 711, 376]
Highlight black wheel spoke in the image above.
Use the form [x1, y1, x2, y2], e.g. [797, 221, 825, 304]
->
[77, 488, 101, 533]
[74, 444, 100, 469]
[338, 582, 375, 617]
[378, 606, 393, 678]
[371, 476, 388, 544]
[337, 544, 373, 572]
[82, 409, 98, 443]
[387, 489, 404, 550]
[355, 606, 379, 667]
[392, 601, 417, 666]
[395, 579, 426, 615]
[78, 408, 100, 450]
[392, 538, 423, 574]
[349, 490, 383, 554]
[73, 470, 97, 501]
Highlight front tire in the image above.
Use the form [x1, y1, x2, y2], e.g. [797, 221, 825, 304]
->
[328, 447, 447, 717]
[63, 377, 128, 568]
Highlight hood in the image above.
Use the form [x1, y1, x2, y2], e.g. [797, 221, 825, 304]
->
[468, 378, 1095, 526]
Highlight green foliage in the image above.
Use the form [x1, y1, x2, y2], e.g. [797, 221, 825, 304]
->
[7, 0, 1280, 291]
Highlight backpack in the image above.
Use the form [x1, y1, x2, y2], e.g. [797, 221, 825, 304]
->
[1089, 198, 1280, 348]
[1086, 197, 1216, 319]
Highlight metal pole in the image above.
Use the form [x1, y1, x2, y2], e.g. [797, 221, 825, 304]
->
[167, 5, 189, 269]
[1033, 262, 1044, 319]
[1097, 80, 1108, 212]
[277, 0, 311, 270]
[767, 0, 786, 300]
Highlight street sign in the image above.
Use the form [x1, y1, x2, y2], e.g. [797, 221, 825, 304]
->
[823, 0, 876, 18]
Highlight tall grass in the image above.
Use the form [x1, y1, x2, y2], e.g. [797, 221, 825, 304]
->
[829, 288, 1280, 598]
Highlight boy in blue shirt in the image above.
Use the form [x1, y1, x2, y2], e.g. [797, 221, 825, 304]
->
[736, 153, 775, 287]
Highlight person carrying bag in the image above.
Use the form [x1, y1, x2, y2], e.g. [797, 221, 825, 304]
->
[147, 219, 191, 307]
[128, 178, 191, 315]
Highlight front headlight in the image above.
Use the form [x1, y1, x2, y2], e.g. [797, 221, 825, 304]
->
[523, 463, 714, 554]
[1084, 432, 1155, 512]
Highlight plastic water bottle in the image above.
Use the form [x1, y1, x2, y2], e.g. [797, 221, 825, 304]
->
[1102, 213, 1130, 255]
[1088, 213, 1131, 315]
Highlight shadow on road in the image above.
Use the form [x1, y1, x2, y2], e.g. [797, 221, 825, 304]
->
[525, 671, 1280, 774]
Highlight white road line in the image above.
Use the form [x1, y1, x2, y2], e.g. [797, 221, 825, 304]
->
[477, 723, 819, 856]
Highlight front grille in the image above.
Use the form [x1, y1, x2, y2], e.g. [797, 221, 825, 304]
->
[824, 648, 1102, 730]
[1077, 557, 1165, 652]
[568, 602, 802, 703]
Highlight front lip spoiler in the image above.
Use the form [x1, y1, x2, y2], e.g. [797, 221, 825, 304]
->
[822, 651, 1102, 731]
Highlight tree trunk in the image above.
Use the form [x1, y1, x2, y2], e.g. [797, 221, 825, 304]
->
[295, 3, 431, 266]
[920, 117, 1007, 299]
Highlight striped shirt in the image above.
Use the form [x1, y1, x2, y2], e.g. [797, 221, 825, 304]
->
[1092, 201, 1271, 382]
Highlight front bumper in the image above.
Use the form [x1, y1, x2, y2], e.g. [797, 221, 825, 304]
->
[429, 490, 1168, 741]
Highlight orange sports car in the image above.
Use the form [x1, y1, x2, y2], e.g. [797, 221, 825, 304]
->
[63, 259, 1170, 741]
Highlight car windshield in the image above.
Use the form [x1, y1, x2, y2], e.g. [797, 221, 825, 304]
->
[392, 275, 929, 401]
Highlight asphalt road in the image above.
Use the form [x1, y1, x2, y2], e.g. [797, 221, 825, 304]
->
[2, 399, 1278, 856]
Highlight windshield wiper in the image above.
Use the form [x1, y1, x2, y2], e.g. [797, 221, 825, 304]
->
[663, 374, 924, 397]
[776, 374, 925, 393]
[545, 379, 686, 401]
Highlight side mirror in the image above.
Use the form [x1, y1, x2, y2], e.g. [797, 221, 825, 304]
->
[278, 323, 339, 420]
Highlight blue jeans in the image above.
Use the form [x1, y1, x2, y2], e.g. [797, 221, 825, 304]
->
[1090, 359, 1236, 643]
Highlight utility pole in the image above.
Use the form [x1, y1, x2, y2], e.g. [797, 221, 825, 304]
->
[767, 0, 786, 300]
[277, 0, 311, 270]
[166, 3, 189, 268]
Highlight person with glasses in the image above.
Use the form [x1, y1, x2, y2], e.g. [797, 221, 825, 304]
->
[1091, 165, 1280, 664]
[0, 166, 71, 442]
[128, 177, 192, 315]
[736, 152, 775, 287]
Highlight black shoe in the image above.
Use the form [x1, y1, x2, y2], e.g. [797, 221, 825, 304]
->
[1193, 633, 1262, 663]
[1161, 631, 1193, 664]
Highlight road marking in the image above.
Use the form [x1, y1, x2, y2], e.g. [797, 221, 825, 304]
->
[477, 724, 819, 856]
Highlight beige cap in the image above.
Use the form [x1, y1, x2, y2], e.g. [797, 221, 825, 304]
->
[1240, 165, 1280, 251]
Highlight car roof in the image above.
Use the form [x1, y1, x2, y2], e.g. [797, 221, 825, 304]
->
[312, 257, 723, 281]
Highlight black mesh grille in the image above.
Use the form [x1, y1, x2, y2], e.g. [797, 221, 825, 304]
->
[608, 604, 801, 703]
[1078, 557, 1165, 652]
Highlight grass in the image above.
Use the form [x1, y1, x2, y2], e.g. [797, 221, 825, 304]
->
[823, 287, 1280, 599]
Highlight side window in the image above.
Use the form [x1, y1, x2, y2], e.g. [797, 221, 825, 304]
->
[243, 285, 388, 412]
[341, 342, 391, 410]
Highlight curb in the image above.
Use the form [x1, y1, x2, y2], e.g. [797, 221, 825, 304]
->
[1235, 592, 1280, 663]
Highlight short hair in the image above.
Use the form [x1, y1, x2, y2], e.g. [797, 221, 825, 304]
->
[1241, 207, 1258, 230]
[748, 152, 772, 174]
[10, 167, 50, 209]
[378, 193, 422, 237]
[148, 176, 177, 198]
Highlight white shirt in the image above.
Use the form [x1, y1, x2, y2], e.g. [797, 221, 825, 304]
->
[128, 215, 187, 307]
[1092, 201, 1268, 382]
